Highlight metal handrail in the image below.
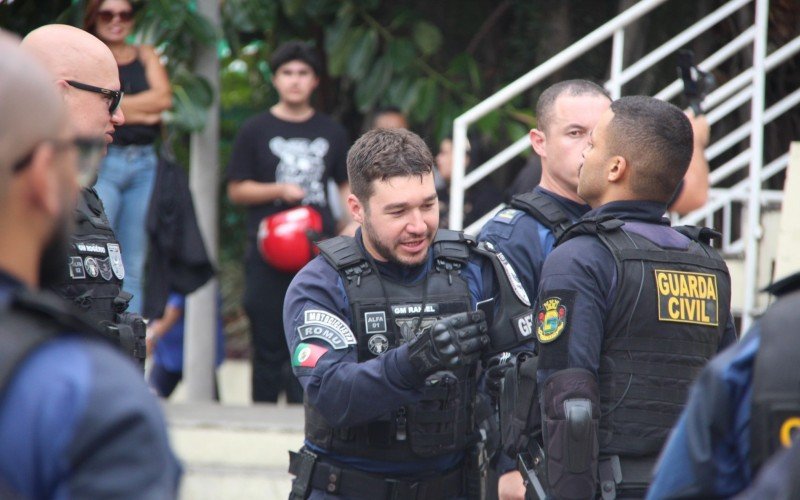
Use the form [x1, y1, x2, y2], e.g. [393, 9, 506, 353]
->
[653, 27, 756, 102]
[451, 0, 799, 329]
[449, 0, 671, 230]
[609, 0, 753, 89]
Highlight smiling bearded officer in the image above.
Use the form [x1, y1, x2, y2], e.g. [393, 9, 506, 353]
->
[283, 128, 535, 499]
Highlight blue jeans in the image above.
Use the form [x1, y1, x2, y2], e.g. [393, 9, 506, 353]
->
[94, 144, 157, 315]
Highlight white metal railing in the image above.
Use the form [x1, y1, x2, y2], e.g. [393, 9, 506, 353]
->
[450, 0, 800, 329]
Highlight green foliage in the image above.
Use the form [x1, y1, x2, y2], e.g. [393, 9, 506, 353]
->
[412, 21, 442, 56]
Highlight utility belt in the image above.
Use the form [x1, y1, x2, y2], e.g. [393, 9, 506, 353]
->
[518, 441, 654, 500]
[289, 447, 467, 500]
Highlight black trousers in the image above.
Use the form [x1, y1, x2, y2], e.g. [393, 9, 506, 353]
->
[243, 253, 304, 403]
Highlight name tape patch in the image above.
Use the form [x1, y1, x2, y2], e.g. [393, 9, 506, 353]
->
[76, 242, 107, 255]
[391, 303, 439, 317]
[364, 311, 387, 334]
[297, 309, 356, 350]
[654, 270, 718, 326]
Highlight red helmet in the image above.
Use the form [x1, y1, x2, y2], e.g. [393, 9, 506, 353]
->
[257, 206, 323, 273]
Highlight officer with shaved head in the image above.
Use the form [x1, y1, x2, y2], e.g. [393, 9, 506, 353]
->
[23, 25, 147, 366]
[0, 30, 180, 498]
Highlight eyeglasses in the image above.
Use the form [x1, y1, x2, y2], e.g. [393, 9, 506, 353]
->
[66, 80, 124, 115]
[98, 10, 134, 23]
[13, 137, 107, 188]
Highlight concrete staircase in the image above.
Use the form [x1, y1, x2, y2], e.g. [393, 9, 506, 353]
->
[161, 360, 302, 500]
[725, 143, 800, 320]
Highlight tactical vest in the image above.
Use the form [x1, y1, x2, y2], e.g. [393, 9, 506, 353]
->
[49, 189, 145, 367]
[308, 230, 476, 461]
[0, 288, 104, 400]
[561, 217, 731, 456]
[750, 271, 800, 474]
[510, 191, 574, 240]
[53, 188, 128, 325]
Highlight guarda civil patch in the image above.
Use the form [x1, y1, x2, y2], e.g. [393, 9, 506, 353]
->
[297, 309, 357, 350]
[654, 269, 719, 326]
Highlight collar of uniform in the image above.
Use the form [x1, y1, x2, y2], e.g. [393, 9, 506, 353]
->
[534, 186, 591, 220]
[354, 228, 430, 284]
[585, 200, 670, 225]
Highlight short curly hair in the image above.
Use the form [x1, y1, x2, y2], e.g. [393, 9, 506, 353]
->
[269, 40, 322, 76]
[347, 128, 434, 203]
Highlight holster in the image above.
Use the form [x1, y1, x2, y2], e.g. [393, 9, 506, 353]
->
[288, 448, 317, 500]
[500, 352, 539, 457]
[465, 439, 487, 500]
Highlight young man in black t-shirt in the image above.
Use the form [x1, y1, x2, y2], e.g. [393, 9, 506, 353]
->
[227, 41, 349, 403]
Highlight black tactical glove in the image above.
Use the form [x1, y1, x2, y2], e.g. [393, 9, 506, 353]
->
[485, 352, 514, 401]
[407, 311, 489, 377]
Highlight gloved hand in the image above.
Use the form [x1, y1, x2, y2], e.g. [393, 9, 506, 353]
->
[485, 352, 514, 401]
[407, 311, 489, 377]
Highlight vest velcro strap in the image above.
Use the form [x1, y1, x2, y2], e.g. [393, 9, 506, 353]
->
[614, 248, 728, 271]
[510, 191, 574, 240]
[603, 436, 663, 456]
[612, 359, 702, 381]
[421, 432, 461, 446]
[413, 408, 457, 424]
[609, 408, 680, 428]
[317, 236, 366, 270]
[433, 229, 471, 264]
[673, 225, 721, 245]
[616, 385, 691, 405]
[422, 386, 452, 400]
[605, 337, 716, 358]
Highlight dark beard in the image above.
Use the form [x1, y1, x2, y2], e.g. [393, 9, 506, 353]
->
[362, 216, 430, 267]
[39, 214, 72, 289]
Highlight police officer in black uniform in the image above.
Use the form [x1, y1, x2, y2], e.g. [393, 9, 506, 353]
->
[55, 185, 146, 365]
[479, 80, 609, 499]
[284, 128, 535, 499]
[0, 28, 180, 497]
[526, 96, 737, 499]
[24, 23, 146, 366]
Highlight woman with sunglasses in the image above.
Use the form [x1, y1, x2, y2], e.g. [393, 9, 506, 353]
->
[84, 0, 172, 315]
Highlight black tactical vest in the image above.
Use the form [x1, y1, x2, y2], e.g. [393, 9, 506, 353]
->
[510, 191, 574, 240]
[308, 230, 476, 460]
[52, 188, 128, 325]
[49, 189, 145, 366]
[561, 218, 732, 456]
[750, 271, 800, 474]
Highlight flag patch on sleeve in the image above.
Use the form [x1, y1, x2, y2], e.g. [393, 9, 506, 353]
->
[292, 342, 329, 368]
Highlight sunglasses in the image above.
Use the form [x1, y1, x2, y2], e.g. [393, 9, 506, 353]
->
[97, 10, 134, 23]
[66, 80, 123, 115]
[13, 137, 107, 188]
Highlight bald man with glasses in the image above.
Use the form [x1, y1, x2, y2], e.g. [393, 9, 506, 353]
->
[22, 25, 147, 366]
[0, 33, 181, 499]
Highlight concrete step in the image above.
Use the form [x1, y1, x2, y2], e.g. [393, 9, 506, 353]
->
[161, 359, 304, 499]
[165, 401, 304, 500]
